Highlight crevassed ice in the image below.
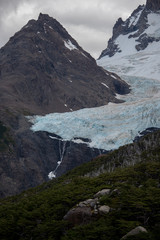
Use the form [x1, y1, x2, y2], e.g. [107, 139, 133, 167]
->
[28, 75, 160, 151]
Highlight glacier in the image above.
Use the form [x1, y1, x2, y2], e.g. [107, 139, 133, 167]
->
[28, 75, 160, 151]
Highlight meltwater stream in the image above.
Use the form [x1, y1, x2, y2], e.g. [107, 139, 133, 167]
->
[28, 75, 160, 152]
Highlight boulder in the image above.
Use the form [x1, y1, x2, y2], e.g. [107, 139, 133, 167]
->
[94, 189, 111, 198]
[63, 197, 111, 226]
[63, 206, 92, 226]
[121, 226, 148, 239]
[78, 198, 98, 208]
[98, 205, 110, 215]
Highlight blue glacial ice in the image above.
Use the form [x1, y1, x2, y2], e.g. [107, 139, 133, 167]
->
[28, 75, 160, 151]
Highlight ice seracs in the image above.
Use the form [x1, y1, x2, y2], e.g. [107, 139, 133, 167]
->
[28, 75, 160, 152]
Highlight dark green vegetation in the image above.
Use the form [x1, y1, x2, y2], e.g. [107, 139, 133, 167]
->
[64, 129, 160, 178]
[0, 131, 160, 240]
[0, 122, 13, 152]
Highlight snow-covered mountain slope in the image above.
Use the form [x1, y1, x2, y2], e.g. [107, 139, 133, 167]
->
[98, 40, 160, 80]
[98, 10, 160, 80]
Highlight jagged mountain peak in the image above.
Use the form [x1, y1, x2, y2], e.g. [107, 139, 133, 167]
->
[0, 13, 130, 115]
[98, 1, 160, 80]
[99, 0, 160, 59]
[21, 12, 80, 51]
[38, 12, 51, 20]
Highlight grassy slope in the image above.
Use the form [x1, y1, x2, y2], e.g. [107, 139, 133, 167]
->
[0, 131, 160, 240]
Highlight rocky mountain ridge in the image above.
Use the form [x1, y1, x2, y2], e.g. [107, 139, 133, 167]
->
[0, 13, 129, 115]
[99, 0, 160, 59]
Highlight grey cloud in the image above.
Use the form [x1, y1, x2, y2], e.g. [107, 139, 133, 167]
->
[56, 8, 115, 32]
[0, 0, 24, 17]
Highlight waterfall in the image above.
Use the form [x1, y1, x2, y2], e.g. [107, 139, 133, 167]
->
[48, 140, 67, 179]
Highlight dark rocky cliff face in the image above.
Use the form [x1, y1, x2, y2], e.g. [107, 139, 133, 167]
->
[0, 13, 128, 197]
[0, 126, 107, 198]
[146, 0, 160, 11]
[99, 0, 160, 59]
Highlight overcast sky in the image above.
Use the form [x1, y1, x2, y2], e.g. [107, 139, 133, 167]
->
[0, 0, 145, 58]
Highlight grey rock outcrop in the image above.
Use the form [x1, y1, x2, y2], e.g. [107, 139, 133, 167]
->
[94, 189, 111, 198]
[121, 226, 148, 239]
[64, 189, 112, 226]
[78, 199, 98, 208]
[63, 206, 92, 226]
[98, 205, 110, 215]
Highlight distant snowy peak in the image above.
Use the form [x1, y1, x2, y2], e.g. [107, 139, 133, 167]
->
[98, 1, 160, 81]
[99, 2, 160, 59]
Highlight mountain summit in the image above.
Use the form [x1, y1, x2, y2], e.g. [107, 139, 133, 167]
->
[0, 13, 129, 115]
[98, 0, 160, 80]
[99, 0, 160, 59]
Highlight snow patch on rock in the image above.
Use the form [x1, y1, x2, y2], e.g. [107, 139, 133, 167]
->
[64, 40, 78, 51]
[128, 7, 144, 27]
[101, 82, 109, 88]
